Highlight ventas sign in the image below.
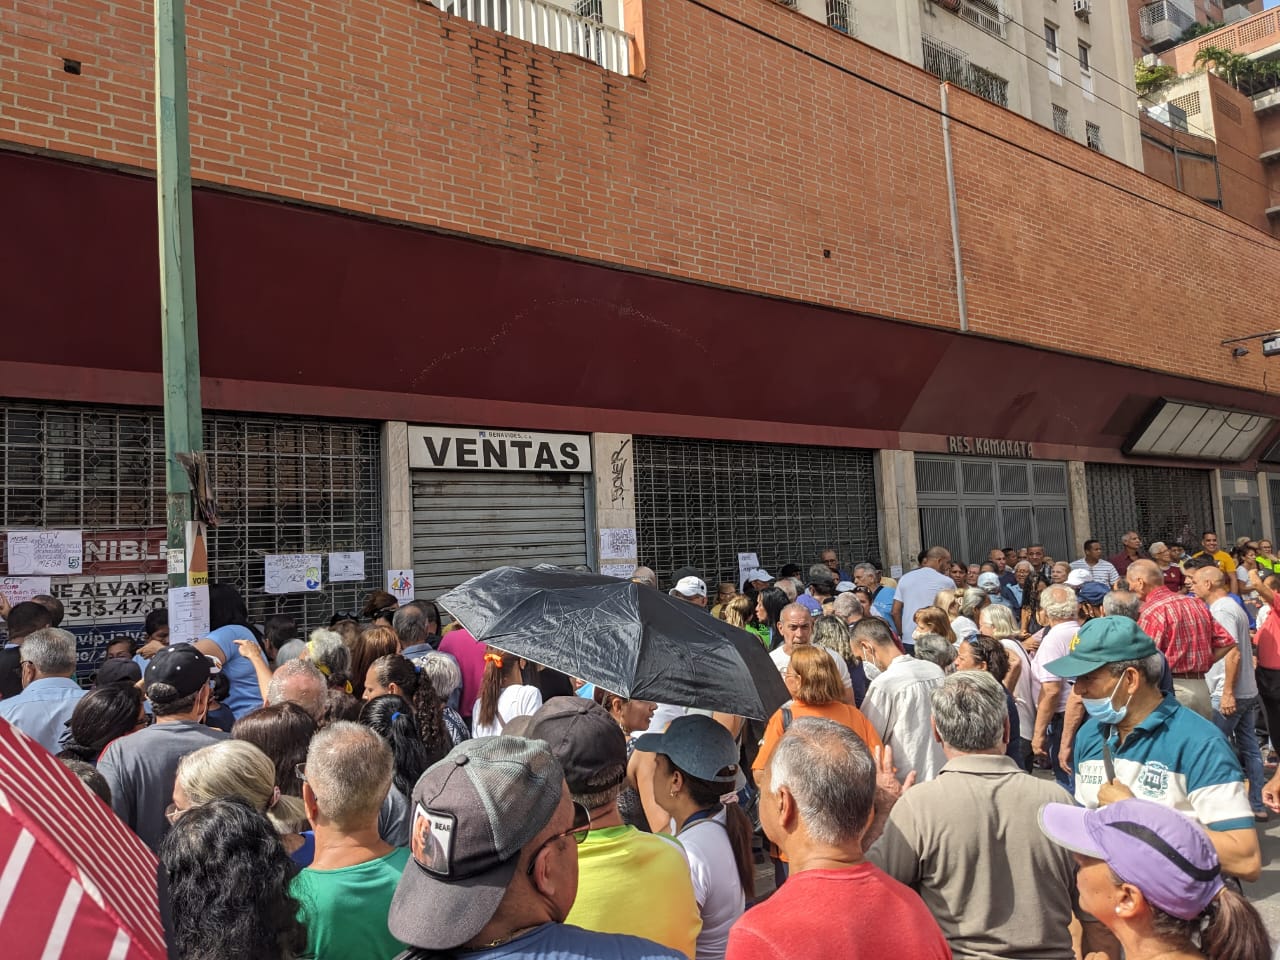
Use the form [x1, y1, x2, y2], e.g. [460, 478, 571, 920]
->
[409, 427, 593, 473]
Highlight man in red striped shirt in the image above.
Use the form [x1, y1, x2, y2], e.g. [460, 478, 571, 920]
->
[1127, 559, 1234, 720]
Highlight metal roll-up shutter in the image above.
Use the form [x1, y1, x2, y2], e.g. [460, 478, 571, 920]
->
[0, 401, 383, 679]
[631, 436, 878, 589]
[411, 471, 588, 599]
[1085, 464, 1212, 551]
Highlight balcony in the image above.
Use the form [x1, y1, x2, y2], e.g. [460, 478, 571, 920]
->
[1139, 0, 1195, 50]
[922, 35, 1010, 108]
[432, 0, 632, 75]
[958, 0, 1007, 38]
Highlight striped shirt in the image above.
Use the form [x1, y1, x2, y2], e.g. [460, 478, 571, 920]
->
[1073, 695, 1253, 832]
[1069, 558, 1119, 585]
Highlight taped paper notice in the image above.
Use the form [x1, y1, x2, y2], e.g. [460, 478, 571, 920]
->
[599, 528, 637, 560]
[7, 530, 84, 575]
[264, 554, 323, 594]
[329, 552, 365, 583]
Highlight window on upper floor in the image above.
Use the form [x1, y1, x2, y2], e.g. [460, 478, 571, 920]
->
[1077, 42, 1090, 73]
[1044, 21, 1058, 53]
[1086, 122, 1103, 152]
[1052, 103, 1071, 137]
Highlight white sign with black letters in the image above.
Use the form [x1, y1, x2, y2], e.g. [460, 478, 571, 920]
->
[408, 427, 592, 473]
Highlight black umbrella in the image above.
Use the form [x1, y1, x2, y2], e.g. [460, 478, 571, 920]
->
[437, 565, 790, 720]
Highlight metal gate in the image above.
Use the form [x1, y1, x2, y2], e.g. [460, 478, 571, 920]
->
[1220, 470, 1262, 544]
[915, 456, 1072, 563]
[631, 436, 879, 590]
[1085, 464, 1213, 554]
[410, 471, 589, 599]
[0, 402, 384, 677]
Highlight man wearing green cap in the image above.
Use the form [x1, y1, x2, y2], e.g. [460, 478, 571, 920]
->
[1043, 616, 1260, 881]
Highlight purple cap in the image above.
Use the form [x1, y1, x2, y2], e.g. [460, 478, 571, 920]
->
[1039, 799, 1223, 920]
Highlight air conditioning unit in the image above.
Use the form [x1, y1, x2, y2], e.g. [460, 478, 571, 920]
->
[1073, 0, 1090, 18]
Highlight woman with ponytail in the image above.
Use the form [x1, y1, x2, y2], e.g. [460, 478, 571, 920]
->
[361, 653, 453, 761]
[471, 646, 542, 737]
[1040, 798, 1270, 960]
[359, 693, 439, 847]
[634, 714, 754, 960]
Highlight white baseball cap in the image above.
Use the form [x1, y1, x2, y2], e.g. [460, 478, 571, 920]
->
[1066, 568, 1091, 588]
[744, 568, 774, 584]
[836, 580, 856, 593]
[669, 576, 707, 598]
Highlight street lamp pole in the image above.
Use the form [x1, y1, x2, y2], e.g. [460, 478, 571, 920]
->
[155, 0, 203, 588]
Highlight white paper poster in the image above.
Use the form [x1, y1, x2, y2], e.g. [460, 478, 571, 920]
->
[264, 554, 324, 594]
[167, 585, 211, 645]
[0, 576, 52, 608]
[386, 569, 415, 603]
[598, 527, 637, 560]
[7, 530, 84, 575]
[890, 564, 903, 580]
[736, 552, 760, 589]
[329, 552, 366, 583]
[600, 563, 635, 579]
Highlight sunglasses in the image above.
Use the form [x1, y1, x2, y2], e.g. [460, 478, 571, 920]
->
[526, 802, 592, 875]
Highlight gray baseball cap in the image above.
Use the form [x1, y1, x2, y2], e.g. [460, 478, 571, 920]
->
[633, 713, 740, 783]
[388, 736, 565, 951]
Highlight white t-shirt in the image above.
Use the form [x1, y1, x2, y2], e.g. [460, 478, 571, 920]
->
[471, 684, 543, 737]
[1207, 596, 1257, 701]
[894, 567, 957, 630]
[1000, 637, 1038, 736]
[678, 807, 745, 960]
[770, 645, 853, 692]
[1030, 621, 1077, 712]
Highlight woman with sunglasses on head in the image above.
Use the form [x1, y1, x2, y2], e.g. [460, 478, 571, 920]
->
[635, 714, 755, 960]
[1040, 798, 1270, 960]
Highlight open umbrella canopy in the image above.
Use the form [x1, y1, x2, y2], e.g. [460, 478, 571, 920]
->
[437, 565, 790, 720]
[0, 717, 168, 960]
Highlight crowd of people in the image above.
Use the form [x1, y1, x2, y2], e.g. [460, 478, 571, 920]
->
[1, 530, 1280, 959]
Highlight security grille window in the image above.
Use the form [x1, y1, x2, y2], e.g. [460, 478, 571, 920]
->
[1086, 121, 1103, 151]
[959, 0, 1006, 37]
[574, 0, 603, 20]
[1219, 470, 1262, 544]
[0, 402, 383, 671]
[826, 0, 852, 33]
[1084, 464, 1212, 556]
[632, 437, 878, 589]
[916, 456, 1072, 563]
[922, 36, 1010, 108]
[1052, 104, 1071, 137]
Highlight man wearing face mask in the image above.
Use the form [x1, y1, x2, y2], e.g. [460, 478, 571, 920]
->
[1043, 617, 1261, 881]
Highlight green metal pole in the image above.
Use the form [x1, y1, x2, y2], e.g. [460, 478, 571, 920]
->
[155, 0, 203, 589]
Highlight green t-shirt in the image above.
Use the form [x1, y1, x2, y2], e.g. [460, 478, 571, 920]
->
[291, 846, 410, 960]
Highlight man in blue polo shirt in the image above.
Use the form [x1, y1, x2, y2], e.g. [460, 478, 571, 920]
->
[1044, 616, 1260, 881]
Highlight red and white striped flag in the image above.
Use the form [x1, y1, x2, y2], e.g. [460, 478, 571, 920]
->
[0, 718, 167, 960]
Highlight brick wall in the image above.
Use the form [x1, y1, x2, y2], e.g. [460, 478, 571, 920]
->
[1140, 116, 1223, 206]
[3, 0, 1280, 389]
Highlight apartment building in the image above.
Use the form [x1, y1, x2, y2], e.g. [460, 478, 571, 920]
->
[1130, 0, 1261, 59]
[1142, 5, 1280, 235]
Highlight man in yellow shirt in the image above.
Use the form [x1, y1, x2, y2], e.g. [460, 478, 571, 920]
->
[526, 698, 701, 959]
[1192, 531, 1239, 593]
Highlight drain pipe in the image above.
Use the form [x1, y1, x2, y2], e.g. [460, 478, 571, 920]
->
[940, 83, 969, 333]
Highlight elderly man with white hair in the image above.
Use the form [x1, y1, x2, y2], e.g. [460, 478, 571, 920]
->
[267, 657, 328, 723]
[868, 671, 1077, 959]
[0, 627, 86, 753]
[1029, 583, 1080, 790]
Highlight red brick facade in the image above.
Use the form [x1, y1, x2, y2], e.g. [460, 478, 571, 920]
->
[3, 0, 1280, 392]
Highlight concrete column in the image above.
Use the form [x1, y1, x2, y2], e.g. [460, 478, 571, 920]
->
[381, 421, 412, 571]
[876, 450, 918, 577]
[1260, 471, 1275, 543]
[590, 433, 637, 576]
[1210, 470, 1227, 539]
[1068, 461, 1090, 558]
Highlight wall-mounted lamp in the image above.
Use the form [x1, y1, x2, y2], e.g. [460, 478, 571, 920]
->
[1222, 331, 1280, 358]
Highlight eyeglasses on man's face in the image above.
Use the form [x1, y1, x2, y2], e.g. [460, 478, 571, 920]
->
[526, 802, 591, 876]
